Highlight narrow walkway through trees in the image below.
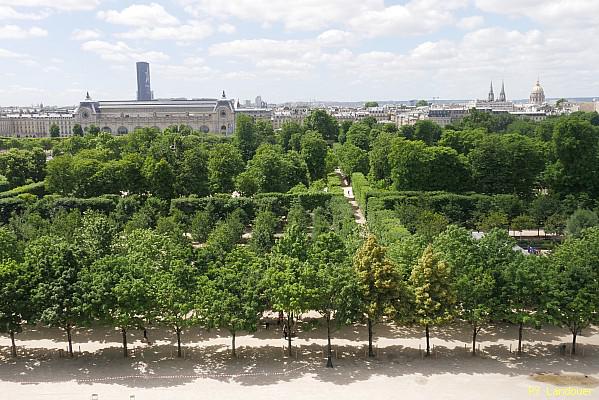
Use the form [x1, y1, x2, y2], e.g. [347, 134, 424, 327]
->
[336, 168, 366, 226]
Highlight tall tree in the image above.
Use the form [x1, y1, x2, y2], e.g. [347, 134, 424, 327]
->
[153, 260, 197, 357]
[305, 109, 339, 142]
[501, 255, 552, 355]
[26, 236, 84, 357]
[264, 253, 314, 356]
[549, 227, 599, 354]
[0, 260, 33, 357]
[434, 226, 495, 355]
[353, 236, 402, 357]
[300, 130, 328, 181]
[308, 232, 360, 367]
[202, 248, 265, 357]
[409, 245, 456, 356]
[207, 143, 245, 193]
[234, 114, 257, 161]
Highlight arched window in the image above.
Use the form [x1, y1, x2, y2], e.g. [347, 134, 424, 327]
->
[200, 125, 209, 133]
[221, 125, 227, 134]
[101, 126, 112, 133]
[220, 110, 227, 118]
[117, 126, 128, 135]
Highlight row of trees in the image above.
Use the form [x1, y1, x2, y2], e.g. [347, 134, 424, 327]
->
[2, 211, 597, 366]
[337, 112, 599, 200]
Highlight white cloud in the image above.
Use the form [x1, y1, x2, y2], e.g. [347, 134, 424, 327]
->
[0, 48, 29, 58]
[317, 30, 355, 47]
[0, 6, 48, 20]
[81, 40, 170, 63]
[0, 24, 47, 38]
[117, 20, 213, 41]
[97, 3, 178, 27]
[0, 0, 101, 11]
[70, 28, 101, 40]
[458, 15, 485, 30]
[181, 0, 467, 37]
[217, 23, 236, 34]
[347, 0, 468, 37]
[475, 0, 599, 26]
[179, 0, 381, 31]
[209, 39, 314, 59]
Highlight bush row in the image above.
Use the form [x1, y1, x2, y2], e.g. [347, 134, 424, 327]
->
[0, 181, 46, 199]
[171, 192, 338, 220]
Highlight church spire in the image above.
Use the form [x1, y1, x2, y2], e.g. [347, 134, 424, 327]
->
[499, 80, 506, 102]
[488, 81, 495, 102]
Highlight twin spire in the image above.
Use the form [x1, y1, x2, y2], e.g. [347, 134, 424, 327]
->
[488, 81, 506, 102]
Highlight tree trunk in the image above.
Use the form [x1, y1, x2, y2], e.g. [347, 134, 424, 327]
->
[472, 325, 477, 356]
[66, 324, 73, 357]
[10, 330, 17, 358]
[425, 324, 430, 356]
[122, 327, 128, 358]
[232, 331, 236, 358]
[326, 312, 333, 368]
[287, 312, 292, 357]
[572, 329, 577, 355]
[367, 317, 374, 358]
[518, 321, 523, 355]
[176, 326, 182, 358]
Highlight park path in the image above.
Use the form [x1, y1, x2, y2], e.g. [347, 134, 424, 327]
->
[335, 169, 366, 226]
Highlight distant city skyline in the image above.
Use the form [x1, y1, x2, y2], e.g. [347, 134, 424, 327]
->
[0, 0, 598, 106]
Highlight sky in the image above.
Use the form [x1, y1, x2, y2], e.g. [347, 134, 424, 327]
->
[0, 0, 598, 106]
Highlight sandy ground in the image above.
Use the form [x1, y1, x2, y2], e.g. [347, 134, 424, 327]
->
[1, 317, 598, 400]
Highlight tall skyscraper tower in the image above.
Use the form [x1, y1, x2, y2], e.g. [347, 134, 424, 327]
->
[136, 62, 152, 101]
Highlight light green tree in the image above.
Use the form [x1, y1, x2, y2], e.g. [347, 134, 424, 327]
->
[354, 236, 402, 357]
[409, 245, 456, 356]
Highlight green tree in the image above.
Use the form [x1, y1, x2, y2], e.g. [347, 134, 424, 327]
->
[26, 237, 84, 357]
[191, 208, 215, 243]
[354, 236, 402, 357]
[501, 255, 551, 354]
[305, 109, 339, 141]
[345, 123, 371, 151]
[549, 228, 599, 354]
[565, 209, 598, 238]
[364, 101, 379, 108]
[264, 253, 314, 356]
[434, 226, 494, 355]
[308, 232, 360, 367]
[234, 114, 257, 161]
[49, 123, 60, 138]
[205, 209, 246, 254]
[415, 100, 429, 107]
[0, 260, 33, 357]
[142, 158, 175, 199]
[175, 146, 210, 196]
[207, 143, 245, 193]
[300, 130, 328, 181]
[72, 124, 84, 137]
[336, 142, 369, 176]
[413, 120, 442, 145]
[202, 248, 265, 357]
[0, 226, 20, 262]
[278, 121, 304, 151]
[545, 117, 599, 196]
[153, 260, 197, 357]
[409, 245, 456, 356]
[250, 210, 278, 253]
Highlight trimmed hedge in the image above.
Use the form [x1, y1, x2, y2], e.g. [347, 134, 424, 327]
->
[30, 196, 118, 218]
[0, 181, 45, 199]
[0, 197, 26, 223]
[366, 191, 524, 227]
[172, 192, 338, 220]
